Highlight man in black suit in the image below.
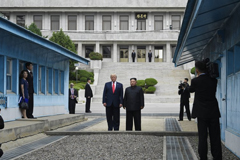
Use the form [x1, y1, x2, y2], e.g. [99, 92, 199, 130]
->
[123, 78, 144, 131]
[189, 61, 222, 160]
[148, 50, 152, 62]
[131, 50, 136, 62]
[69, 83, 78, 114]
[25, 62, 36, 119]
[178, 82, 191, 121]
[102, 74, 123, 131]
[85, 78, 93, 113]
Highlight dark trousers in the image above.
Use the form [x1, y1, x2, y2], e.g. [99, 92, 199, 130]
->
[179, 101, 191, 120]
[69, 99, 76, 114]
[26, 93, 34, 118]
[106, 104, 120, 131]
[132, 57, 135, 62]
[197, 118, 222, 160]
[126, 110, 141, 131]
[85, 98, 91, 112]
[149, 57, 151, 62]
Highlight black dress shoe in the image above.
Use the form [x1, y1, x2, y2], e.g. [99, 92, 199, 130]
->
[178, 119, 183, 121]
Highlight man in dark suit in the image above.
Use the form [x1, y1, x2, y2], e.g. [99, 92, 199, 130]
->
[25, 62, 36, 119]
[123, 78, 144, 131]
[102, 74, 123, 131]
[69, 83, 78, 114]
[148, 50, 152, 62]
[178, 82, 191, 121]
[131, 50, 136, 62]
[85, 78, 93, 113]
[189, 61, 222, 160]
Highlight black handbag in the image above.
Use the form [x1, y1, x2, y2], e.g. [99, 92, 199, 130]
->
[19, 101, 28, 109]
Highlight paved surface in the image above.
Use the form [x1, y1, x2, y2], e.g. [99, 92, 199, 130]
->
[76, 102, 193, 115]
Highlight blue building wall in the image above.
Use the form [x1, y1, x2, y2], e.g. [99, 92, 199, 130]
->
[200, 5, 240, 157]
[0, 28, 71, 121]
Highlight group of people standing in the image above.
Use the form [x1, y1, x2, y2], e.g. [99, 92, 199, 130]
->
[19, 62, 36, 119]
[102, 74, 144, 131]
[131, 50, 152, 62]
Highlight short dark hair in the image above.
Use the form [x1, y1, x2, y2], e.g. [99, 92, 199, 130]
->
[195, 61, 206, 73]
[184, 78, 188, 82]
[19, 70, 27, 79]
[25, 62, 32, 68]
[87, 78, 91, 81]
[130, 78, 137, 81]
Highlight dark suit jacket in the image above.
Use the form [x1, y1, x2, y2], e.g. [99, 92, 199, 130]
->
[148, 52, 152, 58]
[102, 82, 123, 107]
[123, 86, 144, 111]
[69, 88, 78, 103]
[188, 74, 221, 119]
[26, 70, 34, 94]
[132, 52, 136, 58]
[178, 88, 190, 103]
[85, 83, 93, 98]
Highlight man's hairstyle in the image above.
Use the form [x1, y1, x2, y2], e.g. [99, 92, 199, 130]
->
[87, 78, 91, 81]
[195, 61, 206, 73]
[130, 78, 137, 81]
[25, 62, 32, 68]
[184, 78, 188, 81]
[110, 74, 117, 78]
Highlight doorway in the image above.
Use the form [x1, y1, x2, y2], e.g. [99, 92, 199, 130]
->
[120, 46, 129, 62]
[154, 46, 163, 62]
[137, 46, 146, 62]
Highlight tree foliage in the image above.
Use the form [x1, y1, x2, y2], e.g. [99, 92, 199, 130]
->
[49, 29, 77, 75]
[26, 23, 47, 38]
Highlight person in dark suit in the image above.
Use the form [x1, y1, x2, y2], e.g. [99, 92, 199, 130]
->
[184, 78, 189, 88]
[148, 50, 152, 62]
[178, 82, 191, 121]
[25, 62, 36, 119]
[123, 78, 144, 131]
[188, 61, 222, 160]
[131, 50, 136, 62]
[85, 78, 93, 113]
[69, 83, 78, 114]
[102, 74, 123, 131]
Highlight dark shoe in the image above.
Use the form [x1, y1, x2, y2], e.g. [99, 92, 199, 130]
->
[178, 119, 183, 121]
[86, 111, 92, 113]
[188, 119, 191, 121]
[29, 117, 37, 119]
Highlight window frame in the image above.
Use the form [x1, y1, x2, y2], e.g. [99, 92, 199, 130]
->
[68, 15, 77, 30]
[33, 15, 43, 30]
[51, 15, 60, 30]
[6, 58, 12, 92]
[154, 15, 163, 31]
[85, 15, 94, 30]
[171, 15, 181, 30]
[16, 15, 25, 27]
[102, 15, 112, 30]
[119, 15, 129, 30]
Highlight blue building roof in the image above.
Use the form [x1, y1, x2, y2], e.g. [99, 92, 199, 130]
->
[0, 17, 89, 65]
[173, 0, 240, 66]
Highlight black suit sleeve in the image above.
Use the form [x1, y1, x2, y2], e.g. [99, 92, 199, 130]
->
[0, 116, 4, 129]
[178, 89, 183, 95]
[123, 88, 127, 107]
[140, 88, 144, 107]
[189, 79, 196, 93]
[102, 83, 107, 104]
[120, 84, 123, 104]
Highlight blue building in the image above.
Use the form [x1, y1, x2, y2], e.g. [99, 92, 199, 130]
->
[0, 17, 89, 121]
[173, 0, 240, 157]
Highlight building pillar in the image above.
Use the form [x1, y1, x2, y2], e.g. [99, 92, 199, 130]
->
[96, 42, 100, 53]
[77, 42, 83, 56]
[165, 12, 170, 30]
[9, 13, 16, 23]
[166, 42, 171, 62]
[44, 13, 50, 30]
[61, 13, 66, 30]
[113, 42, 118, 62]
[25, 13, 32, 26]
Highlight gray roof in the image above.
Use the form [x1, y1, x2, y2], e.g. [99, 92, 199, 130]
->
[0, 0, 187, 8]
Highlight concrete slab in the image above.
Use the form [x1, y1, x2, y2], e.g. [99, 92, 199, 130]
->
[178, 119, 198, 132]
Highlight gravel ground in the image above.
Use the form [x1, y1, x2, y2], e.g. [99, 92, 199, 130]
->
[16, 135, 163, 160]
[188, 136, 240, 160]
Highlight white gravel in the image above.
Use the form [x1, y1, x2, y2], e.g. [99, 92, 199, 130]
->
[16, 134, 163, 160]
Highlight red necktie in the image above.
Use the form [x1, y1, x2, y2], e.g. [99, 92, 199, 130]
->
[112, 83, 115, 93]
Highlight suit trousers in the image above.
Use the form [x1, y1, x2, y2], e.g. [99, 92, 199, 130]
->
[26, 93, 34, 118]
[179, 101, 191, 120]
[85, 98, 91, 112]
[149, 57, 151, 62]
[126, 110, 141, 131]
[197, 118, 222, 160]
[106, 104, 120, 131]
[69, 99, 76, 114]
[132, 57, 135, 62]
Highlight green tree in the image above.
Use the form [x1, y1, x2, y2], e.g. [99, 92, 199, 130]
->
[49, 29, 77, 79]
[26, 23, 48, 38]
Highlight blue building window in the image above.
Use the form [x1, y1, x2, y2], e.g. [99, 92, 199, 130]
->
[59, 71, 64, 94]
[53, 69, 58, 94]
[6, 58, 12, 92]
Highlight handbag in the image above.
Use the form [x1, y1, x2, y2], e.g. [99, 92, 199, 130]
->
[19, 102, 28, 109]
[19, 97, 29, 109]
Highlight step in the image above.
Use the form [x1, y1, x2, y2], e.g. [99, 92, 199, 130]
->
[0, 114, 86, 143]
